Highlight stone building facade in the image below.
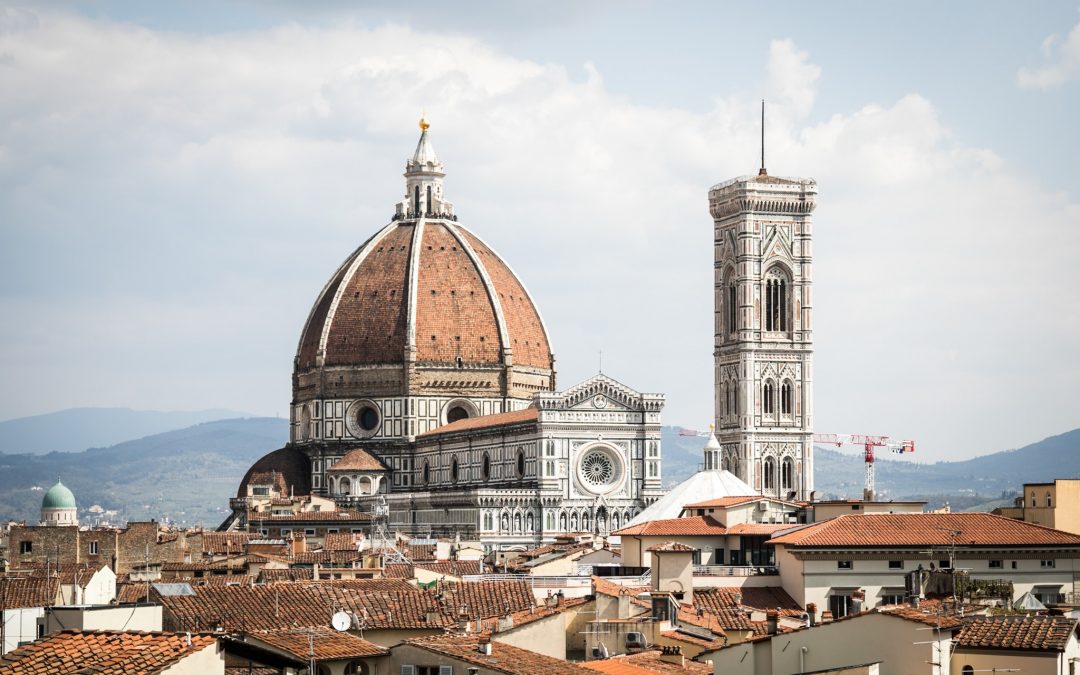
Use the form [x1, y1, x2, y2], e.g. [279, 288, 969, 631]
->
[710, 168, 816, 499]
[230, 120, 664, 548]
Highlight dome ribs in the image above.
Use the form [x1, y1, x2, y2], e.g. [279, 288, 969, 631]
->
[324, 224, 414, 366]
[458, 230, 552, 370]
[415, 223, 501, 365]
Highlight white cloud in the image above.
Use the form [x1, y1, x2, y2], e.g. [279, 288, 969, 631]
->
[0, 12, 1077, 464]
[1018, 11, 1080, 88]
[767, 38, 821, 118]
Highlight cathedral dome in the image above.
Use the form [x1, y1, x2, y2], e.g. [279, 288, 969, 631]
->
[42, 480, 76, 509]
[292, 121, 554, 415]
[296, 220, 552, 373]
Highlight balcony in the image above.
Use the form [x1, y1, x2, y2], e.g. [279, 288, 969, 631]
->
[693, 565, 778, 577]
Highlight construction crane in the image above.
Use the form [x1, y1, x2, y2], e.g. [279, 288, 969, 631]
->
[813, 434, 915, 501]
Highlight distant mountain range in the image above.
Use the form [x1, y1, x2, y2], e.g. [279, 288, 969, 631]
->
[0, 407, 254, 454]
[661, 427, 1080, 510]
[0, 416, 287, 527]
[0, 408, 1076, 528]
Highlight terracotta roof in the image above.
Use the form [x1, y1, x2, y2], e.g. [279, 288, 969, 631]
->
[648, 541, 695, 552]
[0, 630, 216, 674]
[679, 598, 752, 632]
[418, 406, 538, 437]
[956, 616, 1078, 651]
[582, 650, 712, 674]
[436, 580, 536, 619]
[116, 583, 151, 604]
[160, 584, 452, 632]
[10, 562, 109, 588]
[296, 221, 553, 372]
[768, 513, 1080, 547]
[199, 532, 254, 555]
[659, 628, 726, 650]
[247, 626, 388, 660]
[323, 532, 364, 552]
[592, 577, 650, 600]
[692, 587, 802, 619]
[725, 523, 795, 536]
[682, 496, 763, 509]
[247, 509, 371, 523]
[387, 560, 483, 579]
[614, 516, 726, 537]
[0, 577, 60, 609]
[403, 634, 591, 675]
[878, 605, 964, 629]
[327, 448, 386, 472]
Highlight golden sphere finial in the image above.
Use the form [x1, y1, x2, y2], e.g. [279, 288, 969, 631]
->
[419, 113, 430, 131]
[708, 423, 715, 431]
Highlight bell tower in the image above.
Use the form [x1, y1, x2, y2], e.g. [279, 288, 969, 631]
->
[709, 160, 816, 500]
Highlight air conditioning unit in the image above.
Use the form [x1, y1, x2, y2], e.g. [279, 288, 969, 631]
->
[758, 501, 768, 512]
[626, 632, 647, 650]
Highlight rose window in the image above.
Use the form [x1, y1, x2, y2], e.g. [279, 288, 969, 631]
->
[580, 451, 616, 488]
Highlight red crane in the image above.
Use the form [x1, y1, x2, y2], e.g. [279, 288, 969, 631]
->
[812, 434, 915, 501]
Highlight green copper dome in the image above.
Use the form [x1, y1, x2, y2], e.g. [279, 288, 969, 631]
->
[42, 480, 76, 509]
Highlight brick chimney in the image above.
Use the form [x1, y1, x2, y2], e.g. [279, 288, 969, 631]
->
[806, 602, 817, 627]
[478, 636, 492, 656]
[291, 531, 306, 556]
[766, 609, 779, 635]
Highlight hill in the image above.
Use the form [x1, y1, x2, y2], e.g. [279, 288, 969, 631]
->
[660, 426, 1080, 507]
[0, 417, 287, 527]
[0, 407, 255, 455]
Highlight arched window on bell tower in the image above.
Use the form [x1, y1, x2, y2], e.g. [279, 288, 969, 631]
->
[763, 380, 775, 415]
[765, 268, 789, 332]
[781, 380, 793, 416]
[763, 457, 776, 490]
[726, 275, 738, 336]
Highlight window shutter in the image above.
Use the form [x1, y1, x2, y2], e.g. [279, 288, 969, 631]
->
[439, 666, 454, 675]
[400, 666, 416, 675]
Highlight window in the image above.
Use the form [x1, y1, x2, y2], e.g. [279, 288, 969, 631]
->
[1041, 559, 1055, 568]
[260, 529, 269, 536]
[482, 453, 491, 480]
[19, 541, 32, 555]
[765, 271, 788, 331]
[880, 591, 904, 605]
[88, 541, 99, 555]
[780, 458, 793, 490]
[837, 560, 853, 570]
[357, 405, 379, 432]
[252, 486, 270, 496]
[939, 560, 951, 569]
[281, 529, 292, 537]
[763, 457, 775, 490]
[781, 381, 793, 415]
[327, 528, 338, 534]
[312, 475, 321, 489]
[516, 449, 525, 477]
[763, 381, 775, 414]
[422, 461, 431, 485]
[447, 405, 469, 423]
[829, 594, 852, 618]
[962, 666, 974, 675]
[1046, 492, 1052, 507]
[726, 278, 737, 335]
[451, 458, 459, 483]
[1031, 492, 1036, 508]
[888, 560, 904, 570]
[988, 560, 1003, 569]
[546, 461, 554, 477]
[692, 549, 702, 565]
[305, 529, 316, 536]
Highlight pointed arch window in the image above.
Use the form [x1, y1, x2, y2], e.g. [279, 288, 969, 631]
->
[726, 277, 738, 335]
[425, 185, 433, 215]
[763, 381, 775, 415]
[781, 457, 794, 490]
[765, 269, 789, 332]
[413, 186, 420, 216]
[763, 457, 776, 490]
[781, 381, 793, 415]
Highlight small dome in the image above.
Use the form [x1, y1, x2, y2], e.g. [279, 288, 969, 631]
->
[703, 432, 721, 452]
[42, 480, 76, 509]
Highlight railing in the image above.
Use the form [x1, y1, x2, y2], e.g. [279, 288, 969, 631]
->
[693, 565, 778, 577]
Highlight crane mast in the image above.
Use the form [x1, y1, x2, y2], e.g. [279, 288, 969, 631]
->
[812, 434, 915, 500]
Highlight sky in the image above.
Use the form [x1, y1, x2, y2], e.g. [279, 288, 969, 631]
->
[1, 1, 1079, 462]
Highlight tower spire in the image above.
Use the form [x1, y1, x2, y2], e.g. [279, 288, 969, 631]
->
[759, 99, 767, 176]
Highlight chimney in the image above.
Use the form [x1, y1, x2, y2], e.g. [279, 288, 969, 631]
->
[806, 603, 817, 627]
[659, 645, 684, 667]
[426, 610, 442, 624]
[291, 532, 306, 556]
[556, 590, 564, 607]
[766, 609, 779, 635]
[478, 637, 492, 656]
[820, 610, 834, 624]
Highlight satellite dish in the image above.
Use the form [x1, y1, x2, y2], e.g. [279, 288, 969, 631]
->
[331, 611, 351, 632]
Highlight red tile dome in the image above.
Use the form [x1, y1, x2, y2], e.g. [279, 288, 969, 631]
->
[294, 219, 554, 388]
